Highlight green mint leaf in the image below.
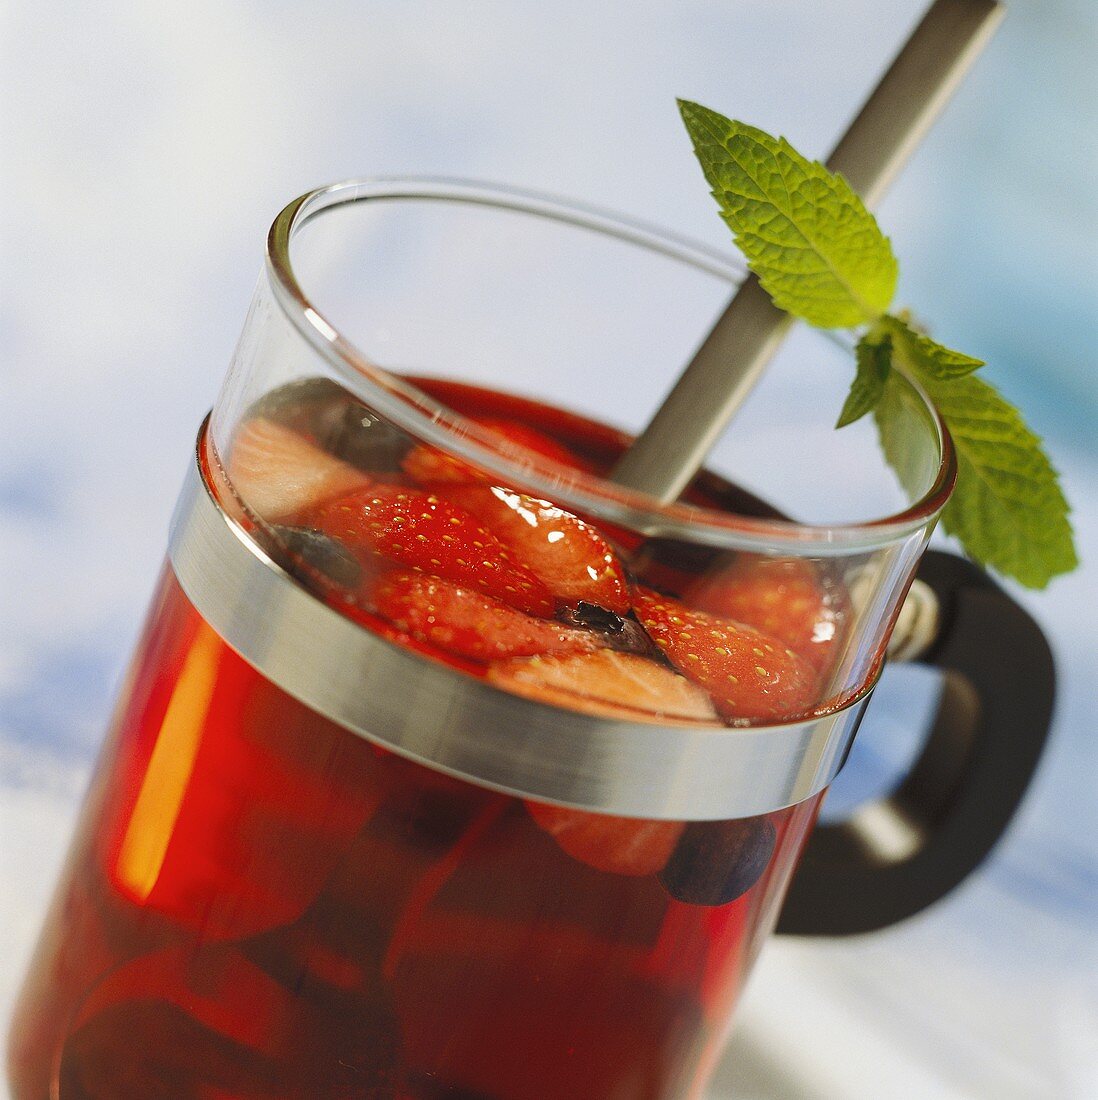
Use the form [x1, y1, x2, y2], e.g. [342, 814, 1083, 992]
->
[886, 314, 985, 380]
[872, 370, 944, 504]
[678, 102, 1077, 587]
[678, 100, 898, 328]
[876, 369, 1077, 588]
[837, 329, 893, 427]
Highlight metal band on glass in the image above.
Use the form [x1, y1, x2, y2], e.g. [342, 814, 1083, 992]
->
[169, 425, 872, 820]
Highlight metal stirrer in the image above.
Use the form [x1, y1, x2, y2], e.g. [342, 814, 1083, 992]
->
[611, 0, 1004, 501]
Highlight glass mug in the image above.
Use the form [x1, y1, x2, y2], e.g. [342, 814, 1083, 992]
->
[8, 182, 1054, 1099]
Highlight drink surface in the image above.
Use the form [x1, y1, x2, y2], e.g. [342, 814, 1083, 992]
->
[222, 376, 852, 728]
[8, 381, 837, 1098]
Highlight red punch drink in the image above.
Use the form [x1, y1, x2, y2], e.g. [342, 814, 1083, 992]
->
[9, 183, 955, 1098]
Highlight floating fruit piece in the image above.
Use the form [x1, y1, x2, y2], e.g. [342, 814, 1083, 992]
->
[401, 444, 477, 485]
[525, 800, 683, 877]
[633, 588, 816, 723]
[306, 485, 554, 617]
[473, 417, 592, 468]
[560, 602, 662, 657]
[269, 525, 364, 589]
[228, 417, 372, 523]
[659, 817, 777, 906]
[444, 483, 631, 613]
[372, 572, 597, 662]
[402, 416, 589, 485]
[249, 377, 414, 474]
[487, 649, 718, 722]
[318, 403, 413, 473]
[688, 556, 844, 673]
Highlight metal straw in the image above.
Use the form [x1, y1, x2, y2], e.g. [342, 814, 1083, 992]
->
[611, 0, 1005, 501]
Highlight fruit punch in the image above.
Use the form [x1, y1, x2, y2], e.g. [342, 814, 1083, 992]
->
[10, 379, 852, 1099]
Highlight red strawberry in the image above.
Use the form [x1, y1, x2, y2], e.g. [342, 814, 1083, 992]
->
[306, 486, 554, 617]
[228, 417, 372, 522]
[402, 417, 588, 485]
[487, 649, 717, 723]
[688, 557, 843, 674]
[371, 572, 597, 662]
[475, 417, 591, 468]
[443, 484, 630, 614]
[526, 800, 684, 877]
[401, 443, 480, 485]
[633, 588, 816, 723]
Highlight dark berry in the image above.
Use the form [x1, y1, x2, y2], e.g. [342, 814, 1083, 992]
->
[271, 525, 363, 589]
[560, 604, 662, 659]
[249, 377, 412, 474]
[568, 600, 626, 633]
[327, 404, 412, 473]
[659, 817, 776, 906]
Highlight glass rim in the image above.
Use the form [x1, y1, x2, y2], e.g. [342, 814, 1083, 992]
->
[265, 176, 956, 555]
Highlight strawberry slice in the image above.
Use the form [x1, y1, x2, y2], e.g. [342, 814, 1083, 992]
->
[633, 588, 816, 723]
[475, 417, 591, 468]
[306, 485, 554, 616]
[371, 572, 597, 662]
[526, 800, 684, 877]
[402, 444, 481, 485]
[403, 417, 588, 485]
[688, 557, 843, 673]
[443, 484, 630, 614]
[228, 417, 372, 523]
[487, 649, 717, 723]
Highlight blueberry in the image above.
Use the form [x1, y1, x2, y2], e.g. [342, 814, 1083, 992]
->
[610, 615, 668, 660]
[248, 377, 353, 433]
[249, 378, 412, 474]
[567, 600, 626, 633]
[326, 403, 413, 473]
[271, 526, 363, 590]
[659, 817, 776, 906]
[560, 603, 664, 660]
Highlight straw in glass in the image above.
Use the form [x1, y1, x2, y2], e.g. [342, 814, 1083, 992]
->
[611, 0, 1004, 501]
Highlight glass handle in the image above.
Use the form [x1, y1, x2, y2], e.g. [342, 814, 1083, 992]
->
[777, 549, 1055, 936]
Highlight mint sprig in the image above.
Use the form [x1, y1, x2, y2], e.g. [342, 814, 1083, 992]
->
[838, 329, 893, 429]
[679, 99, 1077, 589]
[678, 102, 898, 327]
[884, 314, 984, 381]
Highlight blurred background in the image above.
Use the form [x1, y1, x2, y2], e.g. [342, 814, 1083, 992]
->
[1, 1, 1095, 1096]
